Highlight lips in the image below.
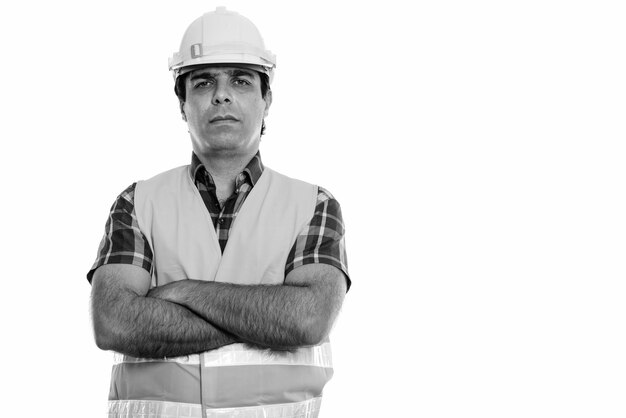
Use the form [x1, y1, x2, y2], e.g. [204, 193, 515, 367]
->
[210, 115, 238, 123]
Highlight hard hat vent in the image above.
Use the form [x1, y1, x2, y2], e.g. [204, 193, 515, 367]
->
[191, 44, 202, 59]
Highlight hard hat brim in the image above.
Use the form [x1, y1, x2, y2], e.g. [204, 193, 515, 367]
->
[174, 62, 271, 78]
[171, 57, 274, 84]
[171, 54, 274, 69]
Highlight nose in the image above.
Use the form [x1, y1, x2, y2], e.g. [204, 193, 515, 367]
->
[212, 80, 232, 105]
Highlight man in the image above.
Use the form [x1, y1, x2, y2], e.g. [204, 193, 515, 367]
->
[87, 7, 350, 418]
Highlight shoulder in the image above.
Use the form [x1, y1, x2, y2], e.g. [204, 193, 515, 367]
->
[113, 167, 190, 202]
[316, 186, 337, 205]
[264, 167, 316, 189]
[134, 165, 192, 201]
[262, 168, 318, 203]
[108, 183, 137, 212]
[263, 168, 343, 213]
[315, 187, 344, 220]
[118, 183, 136, 202]
[139, 165, 190, 186]
[111, 165, 187, 204]
[314, 187, 345, 231]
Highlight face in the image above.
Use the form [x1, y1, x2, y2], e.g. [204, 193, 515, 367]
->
[183, 66, 271, 158]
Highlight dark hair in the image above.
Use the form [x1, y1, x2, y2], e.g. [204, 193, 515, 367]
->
[175, 70, 271, 135]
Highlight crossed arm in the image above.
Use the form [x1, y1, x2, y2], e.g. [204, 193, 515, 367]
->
[90, 263, 346, 358]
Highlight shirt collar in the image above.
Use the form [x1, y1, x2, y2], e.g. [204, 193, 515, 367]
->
[191, 151, 264, 188]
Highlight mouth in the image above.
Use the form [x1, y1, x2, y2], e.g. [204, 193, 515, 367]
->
[210, 115, 239, 123]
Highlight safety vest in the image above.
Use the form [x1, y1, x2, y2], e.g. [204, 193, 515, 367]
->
[107, 166, 333, 418]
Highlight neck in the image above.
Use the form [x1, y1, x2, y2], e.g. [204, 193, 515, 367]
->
[196, 148, 258, 199]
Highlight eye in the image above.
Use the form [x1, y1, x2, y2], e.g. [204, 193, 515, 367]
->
[233, 78, 251, 86]
[193, 80, 213, 89]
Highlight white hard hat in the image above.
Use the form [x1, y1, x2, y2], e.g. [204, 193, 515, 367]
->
[169, 7, 276, 82]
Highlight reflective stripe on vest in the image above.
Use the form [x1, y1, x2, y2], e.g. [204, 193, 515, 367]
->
[108, 396, 323, 418]
[113, 342, 333, 368]
[110, 343, 333, 408]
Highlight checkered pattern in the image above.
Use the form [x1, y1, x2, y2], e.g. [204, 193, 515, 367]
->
[88, 153, 349, 289]
[88, 185, 153, 277]
[193, 153, 263, 252]
[286, 188, 348, 277]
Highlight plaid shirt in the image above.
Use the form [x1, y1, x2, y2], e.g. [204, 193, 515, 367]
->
[87, 152, 350, 289]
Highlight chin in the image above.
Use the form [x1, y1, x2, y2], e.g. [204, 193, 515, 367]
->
[192, 132, 258, 155]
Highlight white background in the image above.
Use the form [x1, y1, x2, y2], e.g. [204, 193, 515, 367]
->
[1, 1, 625, 417]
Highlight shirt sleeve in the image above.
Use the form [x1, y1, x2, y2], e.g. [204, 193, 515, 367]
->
[86, 183, 154, 283]
[285, 186, 351, 291]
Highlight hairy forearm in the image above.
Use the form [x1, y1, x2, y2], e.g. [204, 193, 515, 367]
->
[92, 285, 237, 358]
[154, 281, 325, 350]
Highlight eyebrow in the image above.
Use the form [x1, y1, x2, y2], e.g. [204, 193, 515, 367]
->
[190, 69, 256, 81]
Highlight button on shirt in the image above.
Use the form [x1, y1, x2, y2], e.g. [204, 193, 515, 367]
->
[87, 152, 350, 289]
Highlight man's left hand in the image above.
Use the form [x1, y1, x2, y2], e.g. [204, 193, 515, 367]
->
[147, 280, 198, 304]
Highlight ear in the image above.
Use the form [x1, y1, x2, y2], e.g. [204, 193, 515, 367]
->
[263, 90, 272, 118]
[179, 99, 187, 121]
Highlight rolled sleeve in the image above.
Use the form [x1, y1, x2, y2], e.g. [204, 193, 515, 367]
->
[285, 187, 350, 291]
[86, 183, 153, 283]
